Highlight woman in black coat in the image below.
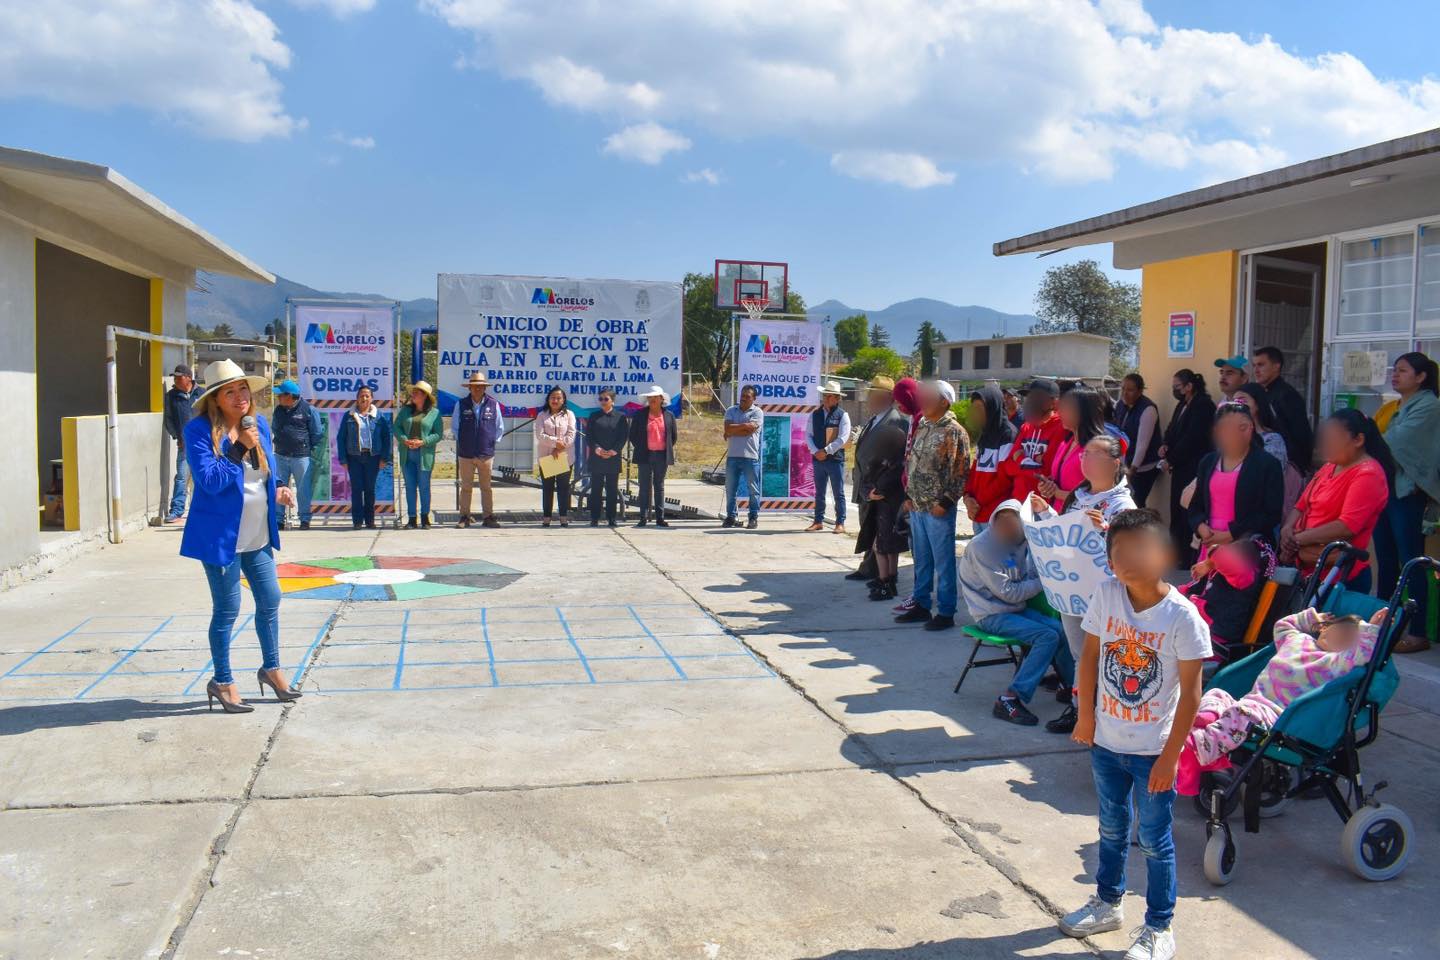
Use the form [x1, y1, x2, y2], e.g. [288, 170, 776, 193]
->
[628, 386, 677, 527]
[855, 414, 910, 600]
[586, 389, 629, 527]
[1187, 402, 1284, 555]
[1159, 368, 1216, 566]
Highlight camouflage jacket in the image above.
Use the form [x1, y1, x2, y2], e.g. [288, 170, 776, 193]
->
[905, 411, 971, 511]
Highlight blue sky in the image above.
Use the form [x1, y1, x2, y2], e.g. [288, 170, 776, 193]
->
[2, 1, 1438, 316]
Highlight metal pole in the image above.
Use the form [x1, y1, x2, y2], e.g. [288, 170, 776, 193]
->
[106, 328, 122, 543]
[285, 300, 292, 379]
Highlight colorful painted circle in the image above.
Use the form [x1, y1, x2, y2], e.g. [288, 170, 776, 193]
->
[273, 556, 524, 601]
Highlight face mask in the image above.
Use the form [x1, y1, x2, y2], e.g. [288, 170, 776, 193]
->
[1172, 387, 1185, 401]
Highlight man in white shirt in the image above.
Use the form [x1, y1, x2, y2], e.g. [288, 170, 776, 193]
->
[806, 381, 852, 534]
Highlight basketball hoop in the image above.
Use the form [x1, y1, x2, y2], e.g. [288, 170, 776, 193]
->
[738, 295, 772, 321]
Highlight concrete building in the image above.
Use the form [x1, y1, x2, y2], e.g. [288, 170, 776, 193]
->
[195, 339, 280, 408]
[995, 127, 1440, 529]
[0, 146, 272, 580]
[936, 331, 1111, 382]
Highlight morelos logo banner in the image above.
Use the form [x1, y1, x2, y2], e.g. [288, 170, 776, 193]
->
[737, 319, 823, 509]
[294, 304, 396, 514]
[436, 274, 682, 416]
[1020, 502, 1112, 616]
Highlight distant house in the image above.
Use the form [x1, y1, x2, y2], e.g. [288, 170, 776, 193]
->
[937, 331, 1111, 382]
[195, 339, 280, 407]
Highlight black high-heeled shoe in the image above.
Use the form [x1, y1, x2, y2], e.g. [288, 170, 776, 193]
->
[257, 668, 303, 702]
[206, 680, 255, 714]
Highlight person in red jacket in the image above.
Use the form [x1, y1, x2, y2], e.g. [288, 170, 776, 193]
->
[964, 384, 1017, 532]
[1004, 378, 1067, 502]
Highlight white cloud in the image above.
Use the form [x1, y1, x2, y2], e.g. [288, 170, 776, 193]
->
[602, 122, 690, 165]
[331, 132, 376, 149]
[831, 151, 954, 189]
[0, 0, 300, 141]
[682, 168, 722, 185]
[288, 0, 376, 15]
[423, 0, 1440, 185]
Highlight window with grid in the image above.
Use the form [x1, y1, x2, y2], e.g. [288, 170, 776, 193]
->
[1337, 233, 1414, 336]
[973, 345, 990, 369]
[1004, 343, 1023, 368]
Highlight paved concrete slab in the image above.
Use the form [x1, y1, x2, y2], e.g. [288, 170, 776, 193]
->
[175, 771, 1088, 960]
[1, 802, 231, 959]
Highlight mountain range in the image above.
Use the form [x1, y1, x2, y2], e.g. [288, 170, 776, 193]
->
[186, 273, 1036, 347]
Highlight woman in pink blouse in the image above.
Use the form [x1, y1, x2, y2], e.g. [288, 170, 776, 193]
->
[534, 386, 577, 527]
[1035, 386, 1109, 511]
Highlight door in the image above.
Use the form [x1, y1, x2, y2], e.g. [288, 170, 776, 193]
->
[1242, 251, 1325, 418]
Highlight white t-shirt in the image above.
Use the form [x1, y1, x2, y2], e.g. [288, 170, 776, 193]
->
[1081, 579, 1211, 755]
[235, 460, 271, 553]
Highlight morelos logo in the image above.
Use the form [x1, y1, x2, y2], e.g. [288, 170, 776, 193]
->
[304, 323, 384, 347]
[531, 287, 595, 308]
[745, 334, 816, 357]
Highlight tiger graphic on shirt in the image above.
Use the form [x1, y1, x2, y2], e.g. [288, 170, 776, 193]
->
[1102, 636, 1163, 707]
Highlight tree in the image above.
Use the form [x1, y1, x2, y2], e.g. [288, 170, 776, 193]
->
[211, 322, 235, 341]
[837, 346, 907, 382]
[1031, 259, 1140, 378]
[868, 324, 891, 348]
[913, 321, 946, 378]
[186, 322, 212, 342]
[833, 313, 868, 360]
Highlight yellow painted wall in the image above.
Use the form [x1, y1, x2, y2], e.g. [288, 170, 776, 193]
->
[1137, 251, 1238, 521]
[149, 277, 164, 412]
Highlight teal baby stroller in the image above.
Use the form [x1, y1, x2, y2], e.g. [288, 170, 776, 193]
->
[1196, 543, 1435, 885]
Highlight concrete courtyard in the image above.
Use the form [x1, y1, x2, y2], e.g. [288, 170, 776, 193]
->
[3, 483, 1438, 959]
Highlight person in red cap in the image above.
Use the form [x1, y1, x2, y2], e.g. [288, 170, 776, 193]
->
[1002, 378, 1067, 503]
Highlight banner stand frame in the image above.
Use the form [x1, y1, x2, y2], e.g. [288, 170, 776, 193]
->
[730, 312, 821, 517]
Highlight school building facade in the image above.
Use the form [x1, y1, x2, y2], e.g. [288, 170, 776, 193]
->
[0, 146, 272, 580]
[995, 127, 1440, 519]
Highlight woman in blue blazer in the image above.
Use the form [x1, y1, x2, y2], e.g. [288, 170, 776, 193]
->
[181, 359, 300, 714]
[336, 384, 392, 529]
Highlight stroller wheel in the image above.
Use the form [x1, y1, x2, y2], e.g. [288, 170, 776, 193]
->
[1203, 824, 1237, 886]
[1340, 803, 1413, 881]
[1251, 760, 1298, 819]
[1193, 770, 1242, 820]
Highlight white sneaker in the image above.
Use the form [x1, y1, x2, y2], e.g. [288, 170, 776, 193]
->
[1124, 925, 1175, 960]
[1058, 895, 1124, 938]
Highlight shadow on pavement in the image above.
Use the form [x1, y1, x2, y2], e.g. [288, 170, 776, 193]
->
[795, 924, 1080, 959]
[0, 698, 210, 735]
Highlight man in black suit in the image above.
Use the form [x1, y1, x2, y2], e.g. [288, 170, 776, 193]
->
[846, 376, 905, 582]
[1252, 345, 1314, 473]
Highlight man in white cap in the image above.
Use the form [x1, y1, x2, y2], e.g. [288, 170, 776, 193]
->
[806, 380, 851, 533]
[452, 371, 505, 528]
[957, 498, 1073, 729]
[895, 379, 970, 631]
[721, 384, 764, 529]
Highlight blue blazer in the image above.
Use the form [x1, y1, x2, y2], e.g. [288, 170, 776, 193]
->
[335, 408, 392, 465]
[180, 414, 281, 567]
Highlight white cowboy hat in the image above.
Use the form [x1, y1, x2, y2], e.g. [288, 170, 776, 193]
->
[466, 371, 490, 386]
[819, 380, 844, 396]
[639, 385, 668, 399]
[409, 380, 437, 401]
[193, 359, 270, 414]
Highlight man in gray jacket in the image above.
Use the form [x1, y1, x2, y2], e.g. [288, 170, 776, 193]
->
[957, 499, 1073, 729]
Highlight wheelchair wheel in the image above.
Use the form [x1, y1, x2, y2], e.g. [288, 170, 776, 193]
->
[1203, 823, 1237, 886]
[1250, 761, 1298, 819]
[1340, 803, 1413, 881]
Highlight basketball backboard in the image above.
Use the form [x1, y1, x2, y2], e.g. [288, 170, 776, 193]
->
[714, 260, 789, 313]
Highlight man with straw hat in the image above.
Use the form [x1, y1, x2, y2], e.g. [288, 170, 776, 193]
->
[451, 371, 505, 528]
[806, 380, 852, 534]
[269, 378, 324, 530]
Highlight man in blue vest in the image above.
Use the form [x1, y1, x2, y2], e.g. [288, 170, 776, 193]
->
[270, 379, 325, 530]
[452, 371, 506, 528]
[806, 381, 852, 534]
[161, 364, 203, 524]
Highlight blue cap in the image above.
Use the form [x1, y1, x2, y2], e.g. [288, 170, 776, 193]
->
[273, 379, 301, 396]
[1213, 355, 1248, 372]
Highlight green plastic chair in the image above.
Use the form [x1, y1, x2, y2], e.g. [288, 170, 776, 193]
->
[954, 592, 1061, 693]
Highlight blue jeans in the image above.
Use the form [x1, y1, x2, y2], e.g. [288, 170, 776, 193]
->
[725, 456, 760, 521]
[401, 458, 432, 520]
[273, 453, 314, 523]
[910, 507, 958, 616]
[346, 454, 381, 526]
[813, 457, 846, 524]
[202, 546, 281, 685]
[1091, 745, 1177, 929]
[1375, 491, 1428, 630]
[976, 609, 1073, 701]
[168, 443, 190, 518]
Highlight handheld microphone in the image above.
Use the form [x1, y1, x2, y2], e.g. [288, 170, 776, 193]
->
[239, 415, 260, 468]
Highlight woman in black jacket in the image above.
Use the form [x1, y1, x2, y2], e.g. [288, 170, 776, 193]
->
[1159, 368, 1216, 566]
[855, 412, 911, 600]
[1187, 401, 1284, 557]
[628, 385, 677, 527]
[586, 389, 629, 527]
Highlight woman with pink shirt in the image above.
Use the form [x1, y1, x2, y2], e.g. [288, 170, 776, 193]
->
[1034, 386, 1108, 511]
[1186, 402, 1283, 560]
[534, 386, 577, 527]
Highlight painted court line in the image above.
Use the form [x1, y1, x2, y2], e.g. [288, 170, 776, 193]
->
[292, 612, 338, 688]
[554, 607, 596, 684]
[1, 619, 93, 679]
[392, 609, 411, 690]
[481, 607, 499, 686]
[75, 617, 174, 699]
